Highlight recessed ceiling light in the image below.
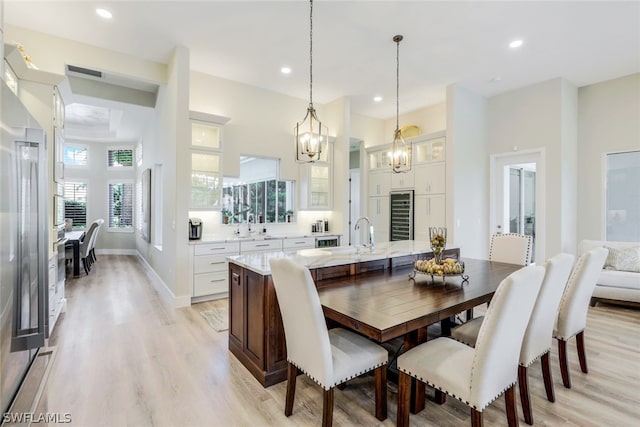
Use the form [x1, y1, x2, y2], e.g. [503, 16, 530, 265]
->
[509, 39, 523, 49]
[281, 66, 291, 75]
[96, 8, 113, 19]
[373, 96, 383, 103]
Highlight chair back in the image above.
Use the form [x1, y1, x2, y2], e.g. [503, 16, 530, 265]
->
[269, 258, 333, 387]
[554, 247, 608, 340]
[88, 218, 104, 252]
[470, 264, 545, 410]
[489, 233, 533, 266]
[520, 253, 574, 366]
[79, 221, 100, 258]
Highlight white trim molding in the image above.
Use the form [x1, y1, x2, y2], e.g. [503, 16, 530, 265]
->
[135, 251, 190, 308]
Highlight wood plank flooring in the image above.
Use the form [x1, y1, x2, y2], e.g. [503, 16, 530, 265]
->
[37, 255, 640, 426]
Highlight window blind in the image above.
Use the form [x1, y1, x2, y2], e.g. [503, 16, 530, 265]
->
[64, 181, 87, 228]
[109, 182, 133, 228]
[108, 148, 133, 168]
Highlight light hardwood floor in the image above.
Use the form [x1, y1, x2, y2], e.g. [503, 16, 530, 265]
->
[38, 255, 640, 426]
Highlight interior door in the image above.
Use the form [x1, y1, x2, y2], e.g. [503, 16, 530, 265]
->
[491, 151, 545, 262]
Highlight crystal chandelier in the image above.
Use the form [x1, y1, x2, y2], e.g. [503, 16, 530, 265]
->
[389, 35, 411, 173]
[295, 0, 328, 163]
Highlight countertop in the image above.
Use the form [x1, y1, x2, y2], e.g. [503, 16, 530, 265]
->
[228, 240, 435, 275]
[189, 232, 341, 245]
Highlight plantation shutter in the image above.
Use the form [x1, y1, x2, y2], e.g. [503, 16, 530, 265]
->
[64, 181, 87, 228]
[109, 182, 134, 228]
[107, 148, 133, 168]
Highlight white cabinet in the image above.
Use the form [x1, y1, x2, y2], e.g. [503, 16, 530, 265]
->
[189, 112, 229, 210]
[239, 240, 283, 253]
[299, 163, 332, 210]
[413, 136, 445, 164]
[368, 148, 391, 171]
[414, 194, 446, 242]
[282, 237, 315, 250]
[47, 254, 65, 336]
[414, 162, 445, 195]
[192, 242, 239, 298]
[368, 197, 390, 243]
[368, 171, 391, 196]
[391, 170, 415, 190]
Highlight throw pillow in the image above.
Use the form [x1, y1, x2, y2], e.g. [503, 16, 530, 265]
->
[605, 246, 640, 273]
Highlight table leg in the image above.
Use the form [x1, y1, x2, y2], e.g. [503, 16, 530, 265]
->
[73, 241, 80, 276]
[404, 327, 427, 414]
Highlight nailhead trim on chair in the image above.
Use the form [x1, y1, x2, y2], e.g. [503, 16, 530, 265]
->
[554, 254, 588, 341]
[521, 348, 551, 368]
[489, 233, 533, 266]
[398, 366, 516, 411]
[288, 360, 388, 391]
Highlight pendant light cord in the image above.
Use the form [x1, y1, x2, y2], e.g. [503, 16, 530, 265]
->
[396, 36, 400, 131]
[309, 0, 314, 108]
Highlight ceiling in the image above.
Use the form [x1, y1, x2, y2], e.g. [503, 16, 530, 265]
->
[4, 1, 639, 120]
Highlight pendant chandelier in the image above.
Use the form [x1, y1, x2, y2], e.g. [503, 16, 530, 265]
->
[389, 35, 411, 173]
[295, 0, 328, 163]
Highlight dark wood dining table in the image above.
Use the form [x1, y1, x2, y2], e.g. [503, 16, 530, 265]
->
[318, 258, 521, 413]
[65, 230, 85, 277]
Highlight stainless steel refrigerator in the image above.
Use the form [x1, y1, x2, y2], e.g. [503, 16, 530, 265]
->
[389, 190, 414, 241]
[1, 81, 48, 415]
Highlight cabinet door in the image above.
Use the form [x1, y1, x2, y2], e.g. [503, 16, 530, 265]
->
[414, 194, 446, 242]
[191, 121, 221, 150]
[368, 196, 389, 243]
[229, 265, 244, 344]
[391, 170, 415, 189]
[414, 162, 445, 195]
[300, 163, 332, 210]
[190, 151, 221, 208]
[244, 270, 265, 368]
[368, 171, 391, 196]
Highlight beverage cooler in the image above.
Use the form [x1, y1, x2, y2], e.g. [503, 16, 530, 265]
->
[389, 191, 414, 241]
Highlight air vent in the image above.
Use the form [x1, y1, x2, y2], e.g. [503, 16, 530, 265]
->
[67, 65, 102, 78]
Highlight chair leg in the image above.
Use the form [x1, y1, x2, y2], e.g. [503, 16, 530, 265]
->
[576, 331, 589, 373]
[505, 384, 519, 427]
[541, 352, 555, 402]
[397, 371, 412, 427]
[285, 362, 296, 416]
[374, 365, 387, 421]
[82, 258, 89, 275]
[466, 308, 473, 321]
[322, 387, 334, 427]
[518, 365, 533, 425]
[471, 408, 484, 427]
[558, 339, 572, 388]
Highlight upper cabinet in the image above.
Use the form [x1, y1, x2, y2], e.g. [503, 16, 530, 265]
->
[189, 111, 229, 210]
[368, 146, 392, 172]
[412, 134, 445, 164]
[299, 144, 333, 210]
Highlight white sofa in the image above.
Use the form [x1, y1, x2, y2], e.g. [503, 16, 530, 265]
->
[579, 240, 640, 308]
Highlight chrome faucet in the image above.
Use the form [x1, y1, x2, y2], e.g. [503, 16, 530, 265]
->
[247, 213, 256, 234]
[355, 216, 375, 252]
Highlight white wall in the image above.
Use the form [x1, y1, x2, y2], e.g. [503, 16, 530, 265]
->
[383, 103, 447, 140]
[488, 78, 578, 258]
[446, 84, 489, 258]
[577, 73, 640, 242]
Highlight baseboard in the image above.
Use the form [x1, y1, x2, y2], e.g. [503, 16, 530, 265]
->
[135, 251, 191, 308]
[95, 248, 138, 255]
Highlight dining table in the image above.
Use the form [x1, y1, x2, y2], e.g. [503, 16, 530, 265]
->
[317, 258, 522, 414]
[65, 230, 85, 277]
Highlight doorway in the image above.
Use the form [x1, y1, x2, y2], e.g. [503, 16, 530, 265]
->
[348, 138, 363, 246]
[490, 149, 545, 263]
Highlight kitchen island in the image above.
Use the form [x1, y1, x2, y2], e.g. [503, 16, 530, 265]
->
[227, 241, 459, 387]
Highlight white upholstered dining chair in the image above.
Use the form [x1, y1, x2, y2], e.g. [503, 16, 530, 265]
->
[554, 246, 608, 389]
[269, 258, 388, 427]
[451, 253, 575, 425]
[489, 233, 533, 266]
[396, 264, 545, 427]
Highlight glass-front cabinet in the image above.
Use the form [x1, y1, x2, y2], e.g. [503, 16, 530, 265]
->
[299, 163, 332, 210]
[413, 135, 445, 164]
[189, 112, 228, 209]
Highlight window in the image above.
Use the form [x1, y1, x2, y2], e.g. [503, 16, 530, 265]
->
[63, 144, 88, 167]
[64, 181, 87, 228]
[606, 150, 640, 241]
[107, 147, 134, 169]
[109, 182, 134, 230]
[222, 179, 294, 224]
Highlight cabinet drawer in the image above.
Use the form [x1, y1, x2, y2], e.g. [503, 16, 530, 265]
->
[194, 255, 228, 274]
[282, 238, 315, 250]
[194, 271, 228, 297]
[194, 242, 240, 256]
[240, 240, 282, 253]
